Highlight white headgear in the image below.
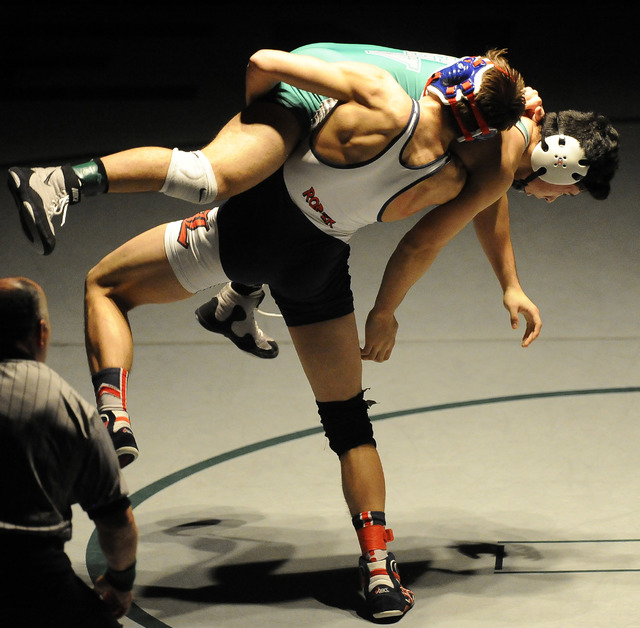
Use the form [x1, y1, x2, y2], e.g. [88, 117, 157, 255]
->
[530, 134, 590, 185]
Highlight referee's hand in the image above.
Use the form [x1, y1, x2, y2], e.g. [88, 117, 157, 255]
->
[94, 574, 134, 618]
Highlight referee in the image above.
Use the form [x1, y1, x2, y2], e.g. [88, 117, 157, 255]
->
[0, 277, 138, 627]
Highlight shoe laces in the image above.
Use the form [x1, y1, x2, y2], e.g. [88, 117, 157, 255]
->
[50, 194, 70, 226]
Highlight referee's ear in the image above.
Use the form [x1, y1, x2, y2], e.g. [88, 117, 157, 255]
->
[34, 318, 51, 363]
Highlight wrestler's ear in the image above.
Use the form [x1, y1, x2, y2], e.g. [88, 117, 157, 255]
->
[35, 318, 51, 362]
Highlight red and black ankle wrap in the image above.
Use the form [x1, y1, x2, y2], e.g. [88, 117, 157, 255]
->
[352, 511, 394, 558]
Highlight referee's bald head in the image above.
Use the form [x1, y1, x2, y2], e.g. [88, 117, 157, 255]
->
[0, 277, 50, 361]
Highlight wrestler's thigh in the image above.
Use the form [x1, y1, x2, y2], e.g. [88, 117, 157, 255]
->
[201, 101, 301, 198]
[86, 224, 192, 309]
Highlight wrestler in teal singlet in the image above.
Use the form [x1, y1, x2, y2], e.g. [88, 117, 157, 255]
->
[263, 42, 458, 132]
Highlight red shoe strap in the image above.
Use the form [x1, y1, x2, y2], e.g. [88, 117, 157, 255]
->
[357, 525, 394, 557]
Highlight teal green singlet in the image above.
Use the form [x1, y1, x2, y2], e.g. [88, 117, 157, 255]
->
[262, 42, 458, 132]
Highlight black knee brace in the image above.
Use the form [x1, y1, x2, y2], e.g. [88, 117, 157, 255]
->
[316, 391, 376, 457]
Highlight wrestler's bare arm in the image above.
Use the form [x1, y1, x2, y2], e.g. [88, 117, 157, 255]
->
[246, 49, 409, 121]
[473, 195, 541, 347]
[361, 146, 519, 362]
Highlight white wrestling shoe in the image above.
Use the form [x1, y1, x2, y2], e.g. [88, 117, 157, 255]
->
[7, 165, 81, 255]
[195, 284, 279, 359]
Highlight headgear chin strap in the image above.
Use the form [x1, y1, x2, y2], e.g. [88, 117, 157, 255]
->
[424, 57, 500, 142]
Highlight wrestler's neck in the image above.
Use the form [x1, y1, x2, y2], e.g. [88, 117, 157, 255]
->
[417, 96, 459, 150]
[513, 119, 542, 180]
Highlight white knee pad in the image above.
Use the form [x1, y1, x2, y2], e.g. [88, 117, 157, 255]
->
[160, 149, 218, 204]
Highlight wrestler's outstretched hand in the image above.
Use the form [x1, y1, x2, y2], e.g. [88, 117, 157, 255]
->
[503, 285, 542, 347]
[361, 309, 398, 362]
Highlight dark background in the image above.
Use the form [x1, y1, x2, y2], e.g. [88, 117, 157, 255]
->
[1, 4, 635, 166]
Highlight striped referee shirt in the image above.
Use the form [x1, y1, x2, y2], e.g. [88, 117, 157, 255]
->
[0, 358, 128, 541]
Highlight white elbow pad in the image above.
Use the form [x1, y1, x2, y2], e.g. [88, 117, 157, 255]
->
[160, 149, 218, 204]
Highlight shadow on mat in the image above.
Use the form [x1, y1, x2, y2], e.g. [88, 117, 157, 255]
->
[142, 558, 432, 622]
